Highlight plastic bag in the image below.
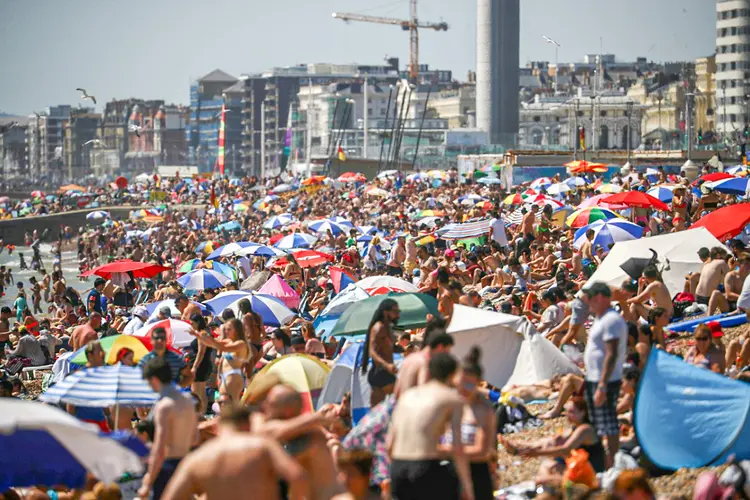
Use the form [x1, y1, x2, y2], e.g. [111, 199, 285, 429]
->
[563, 449, 598, 489]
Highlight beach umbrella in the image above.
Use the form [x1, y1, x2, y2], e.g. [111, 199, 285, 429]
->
[216, 220, 242, 232]
[329, 266, 357, 294]
[526, 194, 564, 210]
[708, 177, 750, 196]
[505, 207, 541, 226]
[245, 354, 330, 412]
[601, 191, 669, 211]
[406, 172, 429, 182]
[691, 203, 750, 241]
[59, 184, 86, 192]
[271, 249, 334, 268]
[564, 160, 608, 173]
[596, 183, 623, 194]
[69, 335, 149, 366]
[203, 290, 254, 314]
[258, 274, 300, 309]
[338, 172, 367, 183]
[262, 194, 280, 204]
[144, 299, 210, 322]
[357, 225, 380, 235]
[207, 241, 257, 260]
[726, 165, 748, 175]
[646, 186, 677, 203]
[692, 172, 735, 186]
[233, 203, 249, 213]
[573, 219, 644, 250]
[0, 196, 9, 204]
[308, 219, 349, 236]
[40, 364, 158, 408]
[275, 232, 318, 250]
[546, 182, 572, 196]
[566, 207, 621, 228]
[416, 209, 445, 218]
[226, 293, 296, 327]
[272, 183, 294, 193]
[330, 293, 440, 337]
[427, 170, 447, 180]
[377, 169, 398, 178]
[357, 275, 419, 293]
[263, 213, 295, 229]
[82, 260, 169, 279]
[456, 194, 485, 206]
[577, 193, 629, 210]
[114, 176, 128, 189]
[302, 175, 327, 186]
[477, 177, 502, 185]
[236, 244, 286, 258]
[474, 201, 494, 211]
[364, 187, 389, 197]
[329, 216, 355, 228]
[31, 190, 45, 198]
[479, 163, 502, 173]
[195, 240, 217, 254]
[86, 210, 110, 220]
[564, 176, 587, 188]
[0, 400, 143, 490]
[530, 177, 553, 190]
[177, 269, 232, 291]
[130, 319, 194, 348]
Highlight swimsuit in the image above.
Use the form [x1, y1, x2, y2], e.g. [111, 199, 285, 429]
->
[367, 363, 397, 389]
[391, 459, 459, 500]
[220, 352, 246, 385]
[152, 458, 182, 500]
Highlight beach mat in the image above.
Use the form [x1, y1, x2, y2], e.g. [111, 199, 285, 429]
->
[667, 312, 747, 333]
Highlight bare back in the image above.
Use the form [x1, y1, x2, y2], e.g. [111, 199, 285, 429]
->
[153, 389, 198, 460]
[394, 350, 429, 399]
[696, 260, 730, 298]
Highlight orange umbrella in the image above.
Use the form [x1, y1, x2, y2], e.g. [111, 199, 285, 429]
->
[564, 160, 609, 173]
[301, 176, 326, 186]
[59, 184, 86, 192]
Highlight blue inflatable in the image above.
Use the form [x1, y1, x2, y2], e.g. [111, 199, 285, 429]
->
[635, 349, 750, 470]
[667, 312, 748, 333]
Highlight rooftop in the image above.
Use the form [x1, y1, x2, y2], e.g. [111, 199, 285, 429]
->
[198, 69, 238, 84]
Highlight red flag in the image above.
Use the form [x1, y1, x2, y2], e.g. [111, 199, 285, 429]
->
[210, 185, 218, 209]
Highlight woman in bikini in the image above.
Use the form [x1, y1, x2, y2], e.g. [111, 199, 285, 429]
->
[283, 254, 304, 293]
[236, 298, 264, 371]
[190, 317, 249, 401]
[671, 186, 690, 223]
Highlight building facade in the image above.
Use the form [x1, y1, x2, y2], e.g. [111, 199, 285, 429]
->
[27, 105, 70, 183]
[715, 0, 750, 138]
[62, 108, 101, 181]
[430, 86, 476, 128]
[0, 119, 29, 180]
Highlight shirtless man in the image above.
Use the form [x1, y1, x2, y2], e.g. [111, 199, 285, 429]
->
[708, 253, 750, 314]
[685, 247, 712, 294]
[161, 404, 308, 500]
[387, 236, 406, 277]
[388, 353, 474, 500]
[695, 247, 730, 307]
[628, 266, 674, 320]
[0, 307, 11, 357]
[394, 317, 453, 398]
[138, 357, 198, 500]
[520, 205, 537, 240]
[236, 298, 264, 369]
[262, 385, 343, 500]
[175, 294, 202, 322]
[437, 268, 455, 324]
[362, 298, 400, 407]
[579, 229, 595, 263]
[70, 312, 101, 351]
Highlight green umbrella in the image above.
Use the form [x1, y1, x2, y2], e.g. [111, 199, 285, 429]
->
[330, 292, 440, 337]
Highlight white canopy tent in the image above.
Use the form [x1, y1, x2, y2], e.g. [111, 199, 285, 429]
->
[583, 227, 727, 297]
[447, 305, 581, 390]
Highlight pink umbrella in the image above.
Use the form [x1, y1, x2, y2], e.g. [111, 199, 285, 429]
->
[577, 194, 629, 211]
[258, 274, 300, 309]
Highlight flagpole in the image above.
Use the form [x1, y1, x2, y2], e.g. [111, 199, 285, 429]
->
[377, 85, 395, 174]
[411, 85, 431, 170]
[305, 78, 313, 178]
[363, 75, 369, 159]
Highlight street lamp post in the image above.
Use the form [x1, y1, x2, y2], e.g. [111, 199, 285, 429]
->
[542, 35, 561, 94]
[626, 101, 634, 163]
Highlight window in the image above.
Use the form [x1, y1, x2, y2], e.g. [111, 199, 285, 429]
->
[732, 27, 738, 36]
[731, 114, 737, 122]
[722, 63, 727, 71]
[576, 111, 584, 117]
[732, 62, 738, 70]
[732, 9, 738, 18]
[733, 80, 738, 88]
[533, 116, 541, 122]
[600, 110, 607, 117]
[732, 96, 737, 105]
[732, 44, 737, 53]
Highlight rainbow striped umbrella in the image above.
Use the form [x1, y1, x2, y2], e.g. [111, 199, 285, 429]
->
[565, 207, 621, 229]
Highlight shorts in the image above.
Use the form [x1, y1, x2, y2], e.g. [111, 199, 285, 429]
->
[470, 462, 494, 500]
[391, 459, 459, 500]
[152, 457, 182, 500]
[729, 300, 738, 310]
[584, 380, 622, 437]
[367, 364, 397, 389]
[386, 265, 402, 277]
[696, 295, 710, 306]
[570, 298, 590, 326]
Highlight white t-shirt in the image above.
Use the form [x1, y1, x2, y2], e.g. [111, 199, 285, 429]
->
[583, 309, 628, 383]
[539, 304, 563, 333]
[738, 273, 750, 311]
[490, 218, 509, 247]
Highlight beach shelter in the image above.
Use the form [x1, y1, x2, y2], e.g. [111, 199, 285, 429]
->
[246, 354, 330, 413]
[258, 274, 300, 309]
[129, 319, 194, 348]
[448, 305, 581, 390]
[583, 228, 726, 298]
[635, 349, 750, 469]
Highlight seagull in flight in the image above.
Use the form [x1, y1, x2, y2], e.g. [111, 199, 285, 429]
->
[542, 35, 561, 47]
[129, 123, 143, 137]
[215, 109, 231, 118]
[83, 139, 104, 147]
[76, 88, 97, 105]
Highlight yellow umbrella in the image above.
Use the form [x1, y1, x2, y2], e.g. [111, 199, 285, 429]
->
[596, 183, 623, 194]
[246, 354, 330, 413]
[105, 335, 150, 365]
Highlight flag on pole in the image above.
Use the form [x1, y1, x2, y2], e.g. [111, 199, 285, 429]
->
[579, 127, 586, 151]
[338, 146, 346, 162]
[217, 103, 226, 175]
[210, 184, 218, 209]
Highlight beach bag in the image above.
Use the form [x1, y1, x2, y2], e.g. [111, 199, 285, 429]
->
[672, 292, 695, 319]
[563, 449, 597, 488]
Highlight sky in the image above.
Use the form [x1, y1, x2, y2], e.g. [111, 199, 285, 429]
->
[0, 0, 715, 115]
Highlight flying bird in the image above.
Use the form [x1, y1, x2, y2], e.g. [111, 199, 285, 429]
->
[215, 109, 232, 118]
[76, 88, 97, 104]
[542, 35, 561, 47]
[129, 123, 142, 137]
[83, 139, 104, 147]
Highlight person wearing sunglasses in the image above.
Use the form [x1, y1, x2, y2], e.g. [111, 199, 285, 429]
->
[138, 327, 193, 387]
[684, 324, 726, 374]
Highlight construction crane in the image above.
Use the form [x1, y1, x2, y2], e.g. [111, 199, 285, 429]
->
[332, 0, 448, 83]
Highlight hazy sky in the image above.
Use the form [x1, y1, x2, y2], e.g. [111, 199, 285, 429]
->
[0, 0, 714, 115]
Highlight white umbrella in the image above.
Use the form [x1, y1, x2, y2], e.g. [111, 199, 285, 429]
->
[377, 169, 398, 178]
[356, 275, 419, 293]
[86, 210, 109, 220]
[130, 319, 194, 348]
[546, 182, 572, 196]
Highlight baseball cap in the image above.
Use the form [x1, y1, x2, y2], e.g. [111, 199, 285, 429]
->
[706, 321, 724, 338]
[444, 249, 456, 258]
[159, 306, 173, 317]
[133, 306, 149, 319]
[583, 282, 612, 298]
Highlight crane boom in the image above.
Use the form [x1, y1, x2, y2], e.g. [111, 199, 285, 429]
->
[332, 0, 448, 82]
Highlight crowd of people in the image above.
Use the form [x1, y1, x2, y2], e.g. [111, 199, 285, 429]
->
[0, 163, 749, 500]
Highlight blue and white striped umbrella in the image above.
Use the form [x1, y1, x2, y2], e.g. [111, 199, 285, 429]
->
[477, 176, 502, 185]
[646, 186, 676, 203]
[708, 177, 749, 196]
[456, 194, 485, 206]
[357, 225, 380, 235]
[275, 232, 317, 250]
[263, 194, 280, 203]
[177, 269, 232, 290]
[573, 219, 643, 250]
[226, 293, 296, 327]
[203, 290, 253, 315]
[207, 241, 258, 260]
[263, 213, 295, 230]
[86, 210, 109, 220]
[726, 165, 748, 175]
[40, 365, 158, 407]
[308, 219, 349, 236]
[208, 260, 237, 281]
[546, 182, 572, 196]
[236, 244, 286, 257]
[145, 299, 210, 321]
[329, 216, 355, 228]
[564, 177, 587, 187]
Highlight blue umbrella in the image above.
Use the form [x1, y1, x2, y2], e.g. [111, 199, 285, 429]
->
[237, 244, 287, 257]
[477, 177, 502, 185]
[309, 219, 349, 236]
[225, 293, 296, 326]
[145, 299, 210, 320]
[357, 225, 380, 235]
[646, 186, 676, 203]
[177, 269, 232, 290]
[204, 290, 253, 314]
[573, 219, 643, 250]
[217, 220, 242, 232]
[709, 177, 749, 196]
[330, 216, 355, 228]
[207, 241, 258, 260]
[263, 213, 295, 229]
[209, 260, 237, 281]
[0, 400, 144, 491]
[275, 232, 318, 250]
[39, 365, 159, 407]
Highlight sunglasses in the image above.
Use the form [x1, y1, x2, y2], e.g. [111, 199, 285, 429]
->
[695, 336, 710, 341]
[151, 335, 167, 341]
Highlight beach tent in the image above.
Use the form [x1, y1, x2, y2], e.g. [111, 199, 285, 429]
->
[583, 228, 726, 298]
[635, 349, 750, 469]
[447, 305, 581, 390]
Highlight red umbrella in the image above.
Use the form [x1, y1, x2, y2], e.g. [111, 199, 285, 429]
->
[82, 260, 170, 279]
[600, 191, 669, 211]
[692, 172, 735, 186]
[115, 176, 128, 189]
[273, 250, 334, 269]
[691, 203, 750, 241]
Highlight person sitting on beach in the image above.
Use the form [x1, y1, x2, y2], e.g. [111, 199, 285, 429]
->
[695, 247, 730, 308]
[707, 252, 750, 315]
[627, 266, 673, 320]
[684, 324, 726, 374]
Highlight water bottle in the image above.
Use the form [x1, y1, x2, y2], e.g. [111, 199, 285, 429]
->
[4, 343, 11, 356]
